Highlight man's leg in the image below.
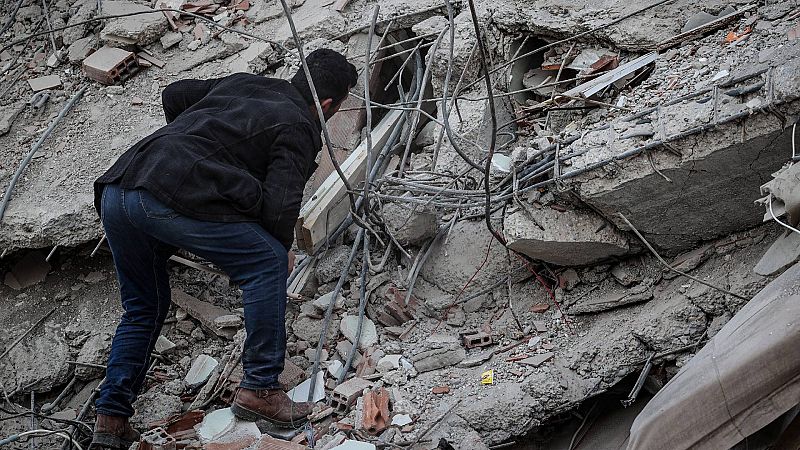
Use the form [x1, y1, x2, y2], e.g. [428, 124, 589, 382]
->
[93, 184, 175, 448]
[129, 188, 312, 425]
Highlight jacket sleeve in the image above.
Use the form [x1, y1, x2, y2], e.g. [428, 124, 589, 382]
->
[260, 124, 316, 250]
[161, 77, 225, 123]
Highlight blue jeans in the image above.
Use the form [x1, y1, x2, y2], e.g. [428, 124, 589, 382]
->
[95, 184, 288, 417]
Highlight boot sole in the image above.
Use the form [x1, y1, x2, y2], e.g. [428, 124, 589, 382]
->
[231, 402, 308, 428]
[89, 432, 137, 450]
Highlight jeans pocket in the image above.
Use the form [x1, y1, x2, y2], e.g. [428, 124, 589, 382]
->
[138, 189, 180, 220]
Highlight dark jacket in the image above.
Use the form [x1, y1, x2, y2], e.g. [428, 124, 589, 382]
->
[94, 73, 321, 249]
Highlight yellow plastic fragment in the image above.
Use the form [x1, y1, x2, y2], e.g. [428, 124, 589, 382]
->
[481, 369, 494, 385]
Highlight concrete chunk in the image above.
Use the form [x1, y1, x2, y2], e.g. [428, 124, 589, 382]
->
[28, 75, 61, 92]
[184, 354, 218, 389]
[504, 207, 630, 266]
[410, 346, 466, 373]
[339, 314, 378, 350]
[171, 289, 236, 339]
[100, 1, 168, 46]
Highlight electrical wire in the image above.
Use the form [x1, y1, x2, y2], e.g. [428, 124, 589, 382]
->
[0, 429, 83, 449]
[768, 193, 800, 235]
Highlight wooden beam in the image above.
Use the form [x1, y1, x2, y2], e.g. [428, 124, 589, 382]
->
[296, 109, 403, 254]
[562, 52, 658, 99]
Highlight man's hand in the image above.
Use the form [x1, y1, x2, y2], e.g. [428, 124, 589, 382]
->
[287, 250, 296, 278]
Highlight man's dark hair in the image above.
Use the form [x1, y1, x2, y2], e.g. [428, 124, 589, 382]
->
[291, 48, 358, 107]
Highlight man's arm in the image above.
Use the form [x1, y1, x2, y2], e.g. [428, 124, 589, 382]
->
[161, 77, 225, 123]
[260, 124, 316, 250]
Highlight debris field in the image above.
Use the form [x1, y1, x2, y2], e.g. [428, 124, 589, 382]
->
[1, 0, 800, 449]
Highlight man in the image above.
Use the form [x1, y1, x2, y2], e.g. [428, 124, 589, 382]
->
[89, 49, 358, 449]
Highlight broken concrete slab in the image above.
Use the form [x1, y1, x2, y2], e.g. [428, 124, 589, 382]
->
[0, 323, 71, 393]
[74, 333, 111, 380]
[171, 289, 236, 339]
[286, 370, 325, 403]
[184, 354, 219, 389]
[291, 314, 340, 343]
[410, 346, 466, 373]
[518, 352, 554, 367]
[504, 207, 630, 266]
[568, 44, 800, 251]
[419, 220, 509, 295]
[214, 314, 242, 329]
[28, 75, 61, 92]
[100, 1, 169, 46]
[131, 388, 182, 429]
[340, 314, 378, 350]
[381, 201, 438, 246]
[67, 35, 96, 64]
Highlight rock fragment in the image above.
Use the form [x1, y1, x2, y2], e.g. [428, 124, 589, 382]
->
[100, 1, 169, 46]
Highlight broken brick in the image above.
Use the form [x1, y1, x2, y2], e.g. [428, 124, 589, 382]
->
[431, 385, 450, 395]
[460, 330, 493, 349]
[360, 387, 390, 435]
[139, 427, 176, 450]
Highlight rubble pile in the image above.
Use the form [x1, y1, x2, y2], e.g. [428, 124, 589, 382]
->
[1, 0, 800, 448]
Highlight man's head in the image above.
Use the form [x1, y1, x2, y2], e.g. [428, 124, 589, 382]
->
[291, 48, 358, 121]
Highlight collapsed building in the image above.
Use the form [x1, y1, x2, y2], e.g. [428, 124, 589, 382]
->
[1, 0, 800, 448]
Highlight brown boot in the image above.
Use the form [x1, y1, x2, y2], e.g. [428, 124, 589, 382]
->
[88, 414, 140, 449]
[231, 388, 314, 427]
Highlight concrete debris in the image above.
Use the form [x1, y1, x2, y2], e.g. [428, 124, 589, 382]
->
[2, 1, 800, 448]
[313, 291, 344, 313]
[160, 31, 184, 49]
[27, 75, 62, 92]
[381, 202, 438, 246]
[184, 354, 219, 389]
[286, 371, 325, 403]
[214, 314, 243, 329]
[100, 1, 169, 46]
[504, 207, 630, 266]
[340, 314, 378, 350]
[411, 345, 466, 373]
[74, 333, 112, 380]
[131, 388, 183, 429]
[171, 289, 237, 339]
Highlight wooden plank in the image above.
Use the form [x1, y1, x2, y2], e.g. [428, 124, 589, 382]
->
[562, 52, 658, 99]
[297, 110, 403, 254]
[656, 5, 757, 52]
